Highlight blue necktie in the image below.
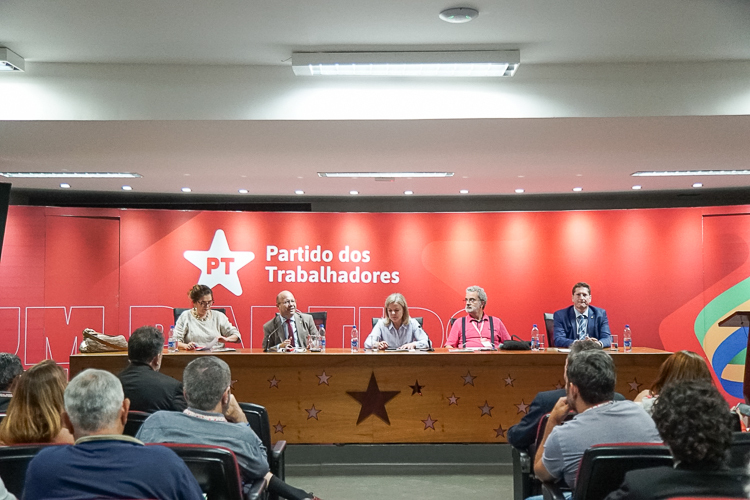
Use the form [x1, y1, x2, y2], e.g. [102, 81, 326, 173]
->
[577, 315, 586, 340]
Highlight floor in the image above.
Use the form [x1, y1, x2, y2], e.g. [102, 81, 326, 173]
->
[285, 473, 513, 500]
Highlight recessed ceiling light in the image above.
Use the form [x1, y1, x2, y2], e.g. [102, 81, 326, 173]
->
[238, 189, 249, 194]
[0, 47, 25, 72]
[515, 188, 525, 193]
[295, 190, 305, 195]
[573, 187, 583, 192]
[60, 183, 71, 189]
[181, 187, 192, 193]
[319, 172, 453, 178]
[350, 190, 359, 195]
[459, 189, 469, 194]
[0, 171, 142, 178]
[404, 190, 414, 195]
[632, 185, 642, 190]
[439, 7, 479, 23]
[122, 185, 133, 191]
[692, 182, 703, 188]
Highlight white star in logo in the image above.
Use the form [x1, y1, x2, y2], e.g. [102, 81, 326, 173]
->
[184, 229, 255, 296]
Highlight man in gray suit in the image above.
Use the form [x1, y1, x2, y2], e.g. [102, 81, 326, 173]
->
[262, 291, 318, 351]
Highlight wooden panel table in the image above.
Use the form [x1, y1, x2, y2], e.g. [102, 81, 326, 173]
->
[70, 347, 670, 444]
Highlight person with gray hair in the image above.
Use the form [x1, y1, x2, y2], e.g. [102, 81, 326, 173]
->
[22, 369, 202, 500]
[445, 285, 511, 348]
[533, 350, 660, 493]
[118, 325, 187, 412]
[137, 356, 323, 500]
[0, 353, 23, 411]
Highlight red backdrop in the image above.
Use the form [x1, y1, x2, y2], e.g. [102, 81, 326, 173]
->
[2, 204, 749, 402]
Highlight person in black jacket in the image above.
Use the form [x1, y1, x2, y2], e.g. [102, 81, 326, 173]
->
[604, 379, 747, 500]
[118, 326, 186, 413]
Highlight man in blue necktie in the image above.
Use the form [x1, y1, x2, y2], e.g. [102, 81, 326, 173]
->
[552, 282, 612, 348]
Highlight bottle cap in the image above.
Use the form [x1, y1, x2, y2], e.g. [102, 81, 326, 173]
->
[625, 324, 630, 327]
[533, 324, 537, 327]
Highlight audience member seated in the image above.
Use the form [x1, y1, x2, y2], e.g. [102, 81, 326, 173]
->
[175, 284, 241, 350]
[22, 368, 202, 500]
[137, 356, 322, 500]
[634, 350, 712, 415]
[605, 379, 747, 500]
[0, 353, 23, 412]
[533, 350, 660, 493]
[364, 293, 430, 350]
[507, 339, 625, 452]
[0, 360, 73, 445]
[0, 478, 13, 500]
[118, 325, 187, 412]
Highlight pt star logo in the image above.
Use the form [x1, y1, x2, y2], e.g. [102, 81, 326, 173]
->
[184, 230, 255, 296]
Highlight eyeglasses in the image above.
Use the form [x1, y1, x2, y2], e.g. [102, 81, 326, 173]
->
[464, 298, 480, 304]
[197, 300, 214, 307]
[229, 379, 238, 391]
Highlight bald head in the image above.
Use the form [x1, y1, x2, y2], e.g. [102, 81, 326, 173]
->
[276, 290, 297, 319]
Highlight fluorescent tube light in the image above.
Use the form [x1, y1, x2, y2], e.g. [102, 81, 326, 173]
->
[0, 48, 24, 72]
[632, 170, 750, 177]
[318, 172, 453, 178]
[293, 51, 519, 77]
[0, 172, 142, 178]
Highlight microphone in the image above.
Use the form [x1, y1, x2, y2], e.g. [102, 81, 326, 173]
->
[425, 337, 434, 352]
[263, 313, 283, 352]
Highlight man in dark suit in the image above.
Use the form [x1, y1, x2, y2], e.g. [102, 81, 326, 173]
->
[262, 290, 318, 352]
[605, 379, 747, 500]
[553, 282, 612, 347]
[0, 352, 23, 412]
[118, 326, 187, 412]
[507, 340, 625, 451]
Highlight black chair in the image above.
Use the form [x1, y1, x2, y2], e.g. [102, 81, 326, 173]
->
[308, 311, 327, 329]
[173, 307, 227, 325]
[239, 402, 286, 500]
[544, 313, 555, 347]
[542, 443, 672, 500]
[370, 316, 423, 328]
[729, 431, 750, 468]
[0, 444, 63, 497]
[123, 410, 152, 437]
[152, 443, 265, 500]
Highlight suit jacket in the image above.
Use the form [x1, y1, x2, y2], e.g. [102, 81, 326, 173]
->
[262, 311, 318, 351]
[553, 305, 612, 348]
[118, 361, 187, 413]
[604, 466, 748, 500]
[506, 388, 627, 452]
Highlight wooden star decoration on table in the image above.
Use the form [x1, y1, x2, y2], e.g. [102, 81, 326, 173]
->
[305, 404, 321, 420]
[628, 378, 642, 392]
[317, 370, 331, 385]
[447, 393, 460, 405]
[422, 415, 437, 430]
[504, 374, 515, 386]
[494, 424, 506, 438]
[346, 372, 401, 425]
[268, 375, 280, 388]
[515, 400, 530, 414]
[274, 421, 286, 434]
[462, 371, 476, 386]
[410, 380, 424, 395]
[479, 400, 494, 417]
[554, 380, 564, 390]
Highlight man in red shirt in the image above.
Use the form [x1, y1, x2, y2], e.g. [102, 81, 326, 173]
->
[445, 285, 511, 349]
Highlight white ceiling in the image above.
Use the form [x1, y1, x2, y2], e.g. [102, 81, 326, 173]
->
[0, 0, 749, 197]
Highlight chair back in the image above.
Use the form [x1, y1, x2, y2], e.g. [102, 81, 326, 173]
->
[150, 443, 245, 500]
[729, 431, 750, 468]
[239, 402, 285, 481]
[308, 311, 327, 329]
[123, 410, 152, 437]
[173, 307, 227, 325]
[371, 317, 424, 328]
[573, 443, 672, 500]
[0, 444, 63, 497]
[543, 313, 555, 347]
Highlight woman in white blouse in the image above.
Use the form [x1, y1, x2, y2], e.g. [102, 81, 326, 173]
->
[174, 284, 241, 350]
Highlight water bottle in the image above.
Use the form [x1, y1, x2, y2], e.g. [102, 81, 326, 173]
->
[168, 325, 177, 352]
[623, 325, 632, 352]
[531, 324, 539, 351]
[350, 325, 359, 352]
[319, 325, 326, 352]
